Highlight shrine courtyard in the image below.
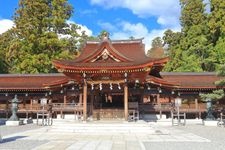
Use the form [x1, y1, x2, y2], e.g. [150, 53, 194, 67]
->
[0, 120, 225, 150]
[0, 35, 224, 150]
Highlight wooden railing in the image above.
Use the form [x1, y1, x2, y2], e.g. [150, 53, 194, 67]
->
[0, 102, 207, 114]
[139, 103, 207, 113]
[52, 103, 83, 111]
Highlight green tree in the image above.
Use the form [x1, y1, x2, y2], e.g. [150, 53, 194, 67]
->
[200, 65, 225, 101]
[206, 0, 225, 71]
[2, 0, 86, 73]
[208, 0, 225, 44]
[164, 0, 209, 72]
[180, 0, 208, 71]
[97, 30, 110, 40]
[147, 37, 164, 58]
[162, 30, 186, 71]
[0, 29, 18, 73]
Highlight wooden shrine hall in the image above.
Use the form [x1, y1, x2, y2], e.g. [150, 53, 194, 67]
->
[0, 35, 224, 121]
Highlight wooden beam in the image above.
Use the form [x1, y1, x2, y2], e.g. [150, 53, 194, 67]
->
[124, 84, 128, 121]
[83, 83, 87, 121]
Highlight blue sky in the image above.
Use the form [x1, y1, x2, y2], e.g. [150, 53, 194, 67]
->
[0, 0, 182, 50]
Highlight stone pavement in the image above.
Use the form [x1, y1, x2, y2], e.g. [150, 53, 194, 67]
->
[0, 120, 212, 150]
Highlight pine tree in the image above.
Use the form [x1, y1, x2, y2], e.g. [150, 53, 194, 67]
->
[3, 0, 85, 73]
[147, 37, 164, 58]
[0, 29, 19, 73]
[200, 65, 225, 101]
[163, 0, 210, 72]
[206, 0, 225, 71]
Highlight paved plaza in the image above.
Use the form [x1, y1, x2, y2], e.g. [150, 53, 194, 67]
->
[0, 120, 225, 150]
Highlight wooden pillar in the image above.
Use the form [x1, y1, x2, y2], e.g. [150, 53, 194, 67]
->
[83, 83, 87, 121]
[157, 94, 160, 104]
[79, 93, 83, 104]
[124, 84, 128, 121]
[30, 98, 33, 110]
[63, 95, 67, 106]
[195, 98, 199, 118]
[6, 98, 9, 119]
[157, 94, 162, 119]
[90, 94, 94, 115]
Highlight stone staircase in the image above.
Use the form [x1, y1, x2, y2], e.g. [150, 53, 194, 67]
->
[49, 119, 156, 134]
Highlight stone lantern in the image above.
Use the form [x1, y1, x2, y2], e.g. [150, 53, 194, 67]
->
[6, 95, 22, 126]
[205, 98, 215, 120]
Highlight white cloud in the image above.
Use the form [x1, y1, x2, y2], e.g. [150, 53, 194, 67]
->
[78, 24, 93, 36]
[0, 19, 14, 34]
[91, 0, 182, 51]
[98, 21, 117, 31]
[90, 0, 180, 27]
[67, 20, 93, 36]
[102, 21, 180, 52]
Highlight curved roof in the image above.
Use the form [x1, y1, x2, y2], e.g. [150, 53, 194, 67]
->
[53, 38, 167, 71]
[0, 73, 223, 91]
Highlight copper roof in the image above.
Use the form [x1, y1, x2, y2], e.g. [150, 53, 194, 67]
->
[161, 72, 225, 89]
[146, 75, 179, 88]
[0, 74, 68, 91]
[0, 72, 224, 91]
[53, 38, 166, 70]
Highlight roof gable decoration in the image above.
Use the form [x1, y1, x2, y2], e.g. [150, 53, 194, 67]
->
[90, 48, 121, 62]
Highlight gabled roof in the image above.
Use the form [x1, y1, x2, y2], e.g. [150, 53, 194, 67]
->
[53, 38, 167, 72]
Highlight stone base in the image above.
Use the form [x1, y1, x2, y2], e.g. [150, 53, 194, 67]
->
[143, 114, 166, 120]
[186, 119, 203, 125]
[156, 119, 172, 126]
[203, 120, 218, 126]
[6, 120, 23, 126]
[23, 119, 33, 124]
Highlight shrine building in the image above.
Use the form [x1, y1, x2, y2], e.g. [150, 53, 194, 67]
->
[0, 35, 224, 121]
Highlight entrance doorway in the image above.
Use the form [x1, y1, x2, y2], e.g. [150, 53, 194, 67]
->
[92, 92, 124, 120]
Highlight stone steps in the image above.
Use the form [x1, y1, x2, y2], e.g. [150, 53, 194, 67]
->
[49, 120, 155, 134]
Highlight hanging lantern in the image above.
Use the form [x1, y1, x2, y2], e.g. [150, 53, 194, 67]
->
[100, 83, 102, 91]
[60, 89, 64, 94]
[110, 83, 113, 90]
[158, 88, 162, 93]
[118, 83, 121, 90]
[91, 83, 94, 90]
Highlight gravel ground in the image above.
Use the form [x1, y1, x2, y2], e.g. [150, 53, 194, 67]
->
[144, 125, 225, 150]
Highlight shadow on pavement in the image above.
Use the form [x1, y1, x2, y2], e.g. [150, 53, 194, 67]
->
[0, 136, 27, 143]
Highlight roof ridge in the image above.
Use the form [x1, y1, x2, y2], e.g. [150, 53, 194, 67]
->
[0, 73, 64, 77]
[86, 38, 143, 44]
[161, 72, 217, 76]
